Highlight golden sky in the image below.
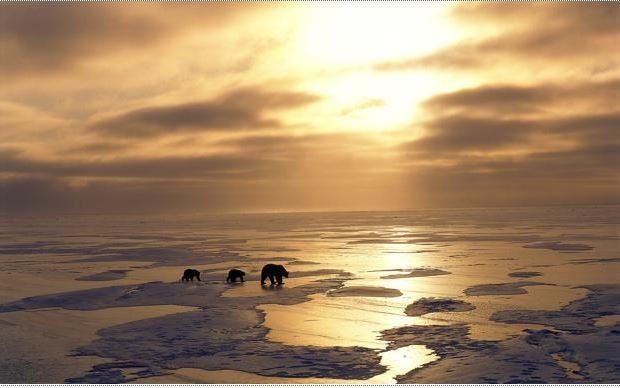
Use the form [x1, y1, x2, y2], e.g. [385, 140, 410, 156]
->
[1, 2, 618, 214]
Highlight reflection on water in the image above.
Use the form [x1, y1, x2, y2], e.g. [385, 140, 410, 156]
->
[373, 345, 438, 384]
[259, 293, 425, 348]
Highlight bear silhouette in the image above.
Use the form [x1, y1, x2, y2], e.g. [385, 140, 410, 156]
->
[261, 264, 289, 285]
[181, 268, 201, 282]
[226, 269, 246, 283]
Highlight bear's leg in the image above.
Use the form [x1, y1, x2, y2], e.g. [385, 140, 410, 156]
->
[276, 274, 283, 285]
[196, 274, 201, 281]
[261, 272, 267, 284]
[240, 276, 244, 282]
[268, 274, 276, 284]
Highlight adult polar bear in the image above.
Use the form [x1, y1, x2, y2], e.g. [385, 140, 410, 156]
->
[261, 264, 289, 285]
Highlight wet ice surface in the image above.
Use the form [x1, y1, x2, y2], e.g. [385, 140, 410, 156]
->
[0, 206, 619, 383]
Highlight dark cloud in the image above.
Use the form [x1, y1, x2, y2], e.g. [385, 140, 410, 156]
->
[63, 141, 134, 154]
[428, 145, 618, 205]
[0, 130, 402, 214]
[452, 3, 618, 34]
[0, 132, 381, 182]
[404, 79, 620, 154]
[0, 3, 252, 75]
[0, 177, 251, 215]
[402, 148, 620, 209]
[405, 116, 531, 153]
[0, 153, 282, 181]
[457, 3, 619, 59]
[0, 4, 162, 74]
[397, 76, 620, 208]
[215, 132, 374, 156]
[444, 143, 620, 180]
[375, 3, 619, 72]
[422, 80, 620, 116]
[0, 168, 406, 215]
[90, 87, 321, 138]
[405, 112, 620, 155]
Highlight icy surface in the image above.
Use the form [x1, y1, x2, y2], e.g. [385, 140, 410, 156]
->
[381, 284, 620, 383]
[0, 206, 618, 383]
[405, 297, 475, 316]
[508, 271, 542, 278]
[76, 269, 130, 281]
[327, 286, 403, 298]
[523, 241, 594, 253]
[464, 281, 547, 296]
[380, 268, 451, 279]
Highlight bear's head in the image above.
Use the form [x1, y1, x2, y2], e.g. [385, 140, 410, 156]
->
[281, 266, 289, 278]
[240, 270, 246, 276]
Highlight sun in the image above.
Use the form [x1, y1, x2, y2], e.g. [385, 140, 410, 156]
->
[283, 2, 462, 134]
[297, 2, 457, 67]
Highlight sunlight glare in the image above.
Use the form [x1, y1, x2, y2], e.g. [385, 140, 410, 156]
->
[288, 3, 460, 133]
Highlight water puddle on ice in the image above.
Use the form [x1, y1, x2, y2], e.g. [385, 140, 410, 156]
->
[258, 293, 424, 348]
[254, 292, 438, 383]
[371, 344, 438, 383]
